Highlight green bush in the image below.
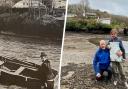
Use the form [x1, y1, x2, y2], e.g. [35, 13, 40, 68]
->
[66, 19, 88, 31]
[66, 19, 112, 33]
[66, 20, 77, 30]
[66, 20, 83, 31]
[96, 23, 111, 30]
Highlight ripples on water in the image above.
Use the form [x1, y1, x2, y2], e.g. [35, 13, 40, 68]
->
[0, 34, 61, 70]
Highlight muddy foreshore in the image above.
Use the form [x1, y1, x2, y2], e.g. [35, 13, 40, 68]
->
[61, 32, 128, 89]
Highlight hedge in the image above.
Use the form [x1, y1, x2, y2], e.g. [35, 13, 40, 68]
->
[66, 19, 112, 33]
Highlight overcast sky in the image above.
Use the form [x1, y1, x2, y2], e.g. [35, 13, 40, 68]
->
[68, 0, 128, 16]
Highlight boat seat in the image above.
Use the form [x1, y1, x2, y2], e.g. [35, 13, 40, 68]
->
[15, 66, 25, 75]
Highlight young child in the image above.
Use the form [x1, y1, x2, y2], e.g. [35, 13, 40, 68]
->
[108, 29, 128, 87]
[93, 40, 112, 81]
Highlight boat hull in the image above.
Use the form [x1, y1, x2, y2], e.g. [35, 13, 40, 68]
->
[0, 56, 56, 89]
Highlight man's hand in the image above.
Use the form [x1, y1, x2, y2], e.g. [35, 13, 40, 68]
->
[116, 50, 123, 57]
[124, 58, 128, 62]
[96, 73, 101, 77]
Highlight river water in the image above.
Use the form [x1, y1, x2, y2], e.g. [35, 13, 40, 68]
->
[0, 34, 62, 89]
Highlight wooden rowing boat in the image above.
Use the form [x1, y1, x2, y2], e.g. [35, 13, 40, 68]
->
[0, 56, 57, 89]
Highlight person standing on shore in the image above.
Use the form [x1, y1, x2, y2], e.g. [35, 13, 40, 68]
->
[107, 29, 128, 87]
[39, 52, 56, 89]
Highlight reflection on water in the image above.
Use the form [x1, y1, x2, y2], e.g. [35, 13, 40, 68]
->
[0, 34, 61, 70]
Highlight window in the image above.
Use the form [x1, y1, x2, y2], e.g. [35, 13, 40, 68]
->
[23, 2, 25, 5]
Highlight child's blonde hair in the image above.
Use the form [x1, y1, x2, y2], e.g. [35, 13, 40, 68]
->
[110, 28, 118, 34]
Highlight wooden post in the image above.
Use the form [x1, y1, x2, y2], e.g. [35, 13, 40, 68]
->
[38, 0, 41, 18]
[28, 0, 31, 17]
[10, 0, 13, 16]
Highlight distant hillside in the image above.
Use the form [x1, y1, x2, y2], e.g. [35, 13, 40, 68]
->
[68, 4, 128, 27]
[92, 9, 128, 26]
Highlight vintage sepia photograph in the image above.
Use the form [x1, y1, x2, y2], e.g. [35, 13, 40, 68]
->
[61, 0, 128, 89]
[0, 0, 66, 89]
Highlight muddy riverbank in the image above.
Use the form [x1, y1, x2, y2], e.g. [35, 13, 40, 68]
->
[61, 32, 128, 89]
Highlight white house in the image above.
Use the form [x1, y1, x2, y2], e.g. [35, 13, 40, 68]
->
[97, 18, 111, 24]
[83, 12, 96, 17]
[13, 0, 46, 8]
[53, 0, 66, 9]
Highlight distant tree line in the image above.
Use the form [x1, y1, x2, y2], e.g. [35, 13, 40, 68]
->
[67, 1, 128, 33]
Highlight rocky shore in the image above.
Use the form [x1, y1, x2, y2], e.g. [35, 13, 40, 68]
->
[61, 32, 128, 89]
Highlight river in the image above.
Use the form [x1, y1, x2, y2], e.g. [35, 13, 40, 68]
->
[0, 34, 62, 89]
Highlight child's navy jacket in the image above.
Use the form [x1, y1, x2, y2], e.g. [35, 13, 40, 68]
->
[93, 48, 110, 74]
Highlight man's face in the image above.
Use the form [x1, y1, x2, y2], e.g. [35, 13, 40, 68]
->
[41, 56, 47, 62]
[110, 32, 117, 39]
[100, 41, 106, 49]
[41, 56, 46, 59]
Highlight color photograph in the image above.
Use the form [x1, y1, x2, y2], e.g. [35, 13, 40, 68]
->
[61, 0, 128, 89]
[0, 0, 66, 89]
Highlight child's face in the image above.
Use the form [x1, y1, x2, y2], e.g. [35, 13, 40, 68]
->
[100, 41, 106, 49]
[110, 32, 117, 39]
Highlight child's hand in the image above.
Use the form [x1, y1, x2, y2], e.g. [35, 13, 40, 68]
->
[107, 45, 111, 49]
[124, 58, 128, 62]
[116, 51, 123, 57]
[96, 73, 101, 77]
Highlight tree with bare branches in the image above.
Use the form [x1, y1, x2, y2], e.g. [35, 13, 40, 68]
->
[68, 0, 90, 17]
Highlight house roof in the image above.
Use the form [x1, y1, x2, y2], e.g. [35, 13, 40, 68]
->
[13, 0, 46, 8]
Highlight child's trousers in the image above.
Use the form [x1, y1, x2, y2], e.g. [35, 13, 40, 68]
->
[111, 61, 126, 81]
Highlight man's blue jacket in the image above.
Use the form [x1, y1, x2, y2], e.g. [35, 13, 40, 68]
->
[93, 48, 110, 74]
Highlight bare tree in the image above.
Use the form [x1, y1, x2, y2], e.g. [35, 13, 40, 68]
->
[79, 0, 89, 17]
[68, 0, 90, 17]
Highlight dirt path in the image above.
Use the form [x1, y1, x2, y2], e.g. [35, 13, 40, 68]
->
[61, 32, 128, 89]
